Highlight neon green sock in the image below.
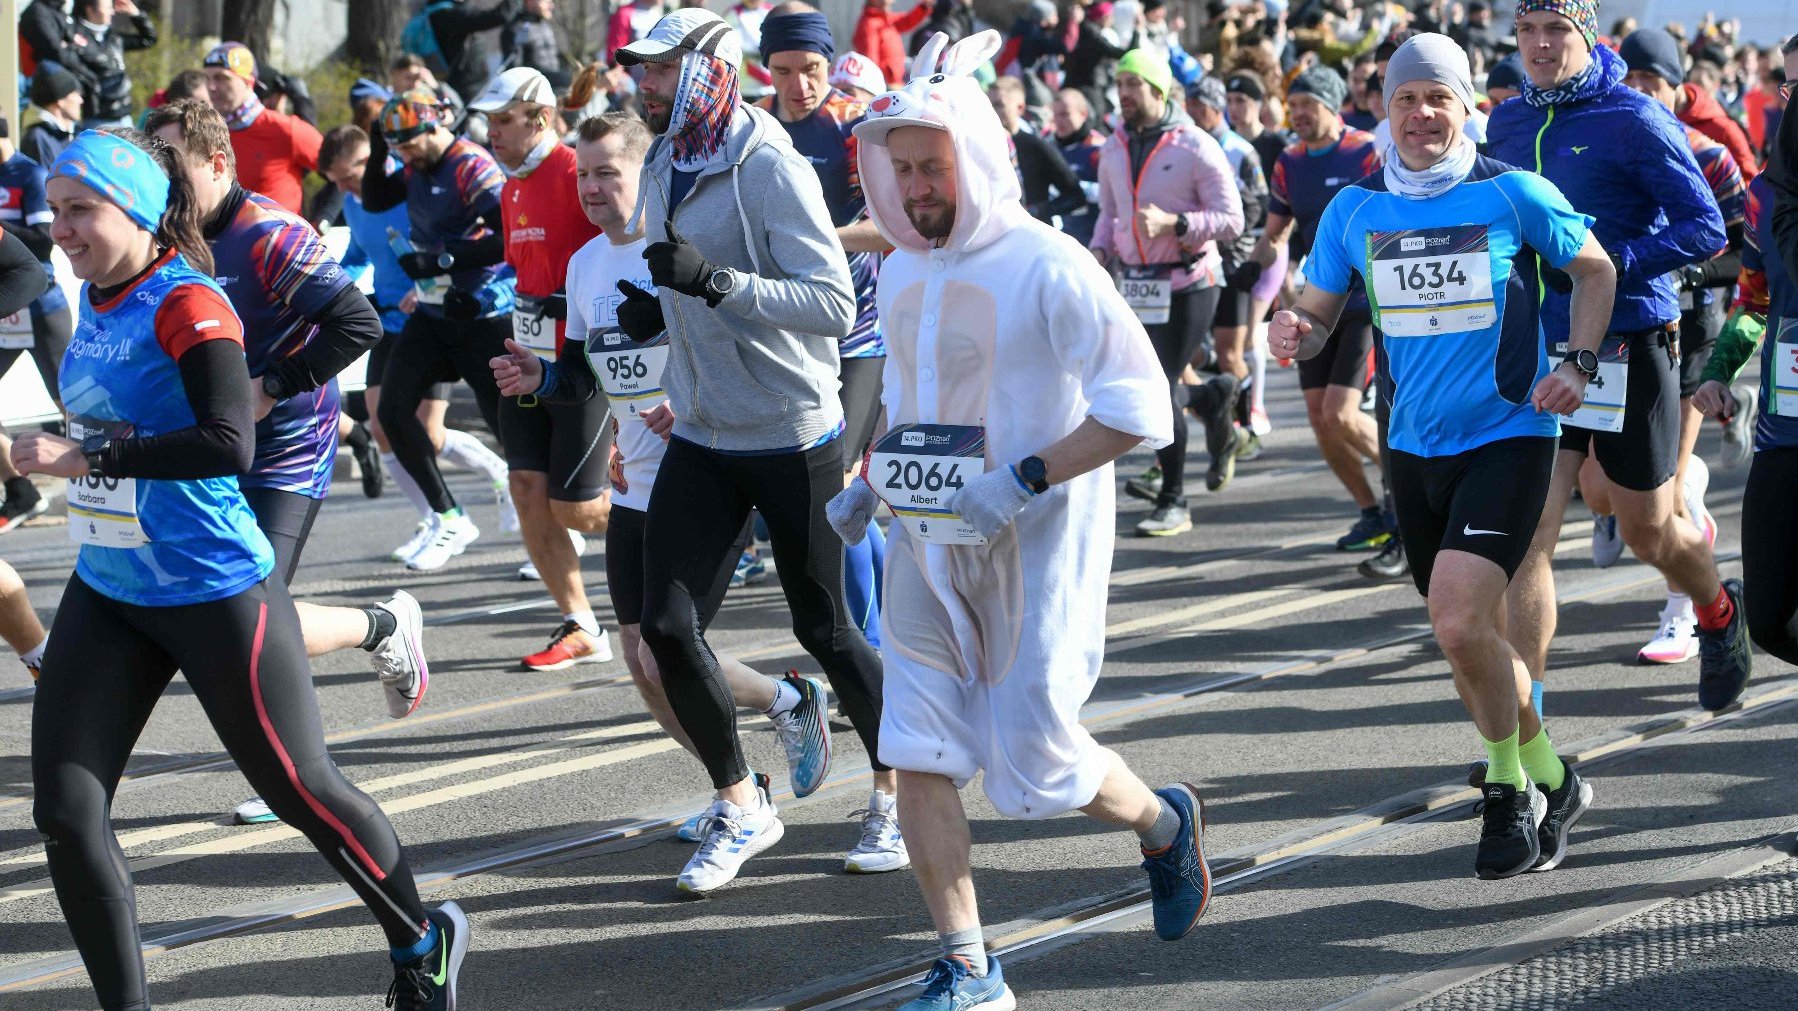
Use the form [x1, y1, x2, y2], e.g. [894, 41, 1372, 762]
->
[1481, 728, 1525, 788]
[1519, 727, 1565, 791]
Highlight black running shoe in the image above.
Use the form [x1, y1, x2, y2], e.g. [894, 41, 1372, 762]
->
[0, 477, 47, 535]
[1697, 578, 1752, 711]
[1474, 781, 1545, 880]
[1531, 760, 1592, 872]
[1336, 511, 1392, 551]
[1125, 466, 1163, 502]
[351, 423, 385, 499]
[388, 901, 468, 1010]
[1201, 375, 1241, 492]
[1357, 535, 1408, 580]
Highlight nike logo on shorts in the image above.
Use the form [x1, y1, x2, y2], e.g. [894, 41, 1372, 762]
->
[1463, 525, 1506, 537]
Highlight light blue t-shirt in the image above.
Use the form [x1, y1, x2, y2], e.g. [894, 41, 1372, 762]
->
[1305, 155, 1593, 458]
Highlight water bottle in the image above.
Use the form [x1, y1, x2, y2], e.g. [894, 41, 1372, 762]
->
[387, 227, 438, 299]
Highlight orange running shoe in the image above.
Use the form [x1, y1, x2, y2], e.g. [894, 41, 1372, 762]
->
[521, 620, 614, 671]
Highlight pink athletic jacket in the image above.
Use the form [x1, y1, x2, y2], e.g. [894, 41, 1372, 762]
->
[1091, 117, 1243, 290]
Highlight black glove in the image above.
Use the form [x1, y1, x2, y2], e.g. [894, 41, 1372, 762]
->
[539, 292, 568, 320]
[644, 218, 718, 304]
[1228, 259, 1264, 291]
[443, 288, 481, 320]
[615, 281, 665, 342]
[398, 251, 449, 280]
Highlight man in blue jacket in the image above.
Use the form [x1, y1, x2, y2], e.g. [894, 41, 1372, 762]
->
[1486, 0, 1750, 715]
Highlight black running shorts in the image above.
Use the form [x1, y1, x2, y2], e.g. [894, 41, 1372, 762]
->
[1390, 435, 1559, 596]
[366, 329, 454, 400]
[1298, 307, 1375, 392]
[1676, 297, 1723, 399]
[1559, 326, 1681, 492]
[498, 395, 614, 503]
[605, 505, 739, 628]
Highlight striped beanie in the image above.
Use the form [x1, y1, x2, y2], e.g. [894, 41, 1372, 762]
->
[1516, 0, 1599, 50]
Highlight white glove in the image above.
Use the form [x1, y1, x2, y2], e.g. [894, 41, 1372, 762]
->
[827, 480, 881, 545]
[947, 465, 1036, 540]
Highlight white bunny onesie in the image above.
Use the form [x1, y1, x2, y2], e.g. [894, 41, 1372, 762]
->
[853, 33, 1172, 819]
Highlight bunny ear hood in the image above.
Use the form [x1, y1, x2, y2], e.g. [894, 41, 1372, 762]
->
[853, 29, 1025, 255]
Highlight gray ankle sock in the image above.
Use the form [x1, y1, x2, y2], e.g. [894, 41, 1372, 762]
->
[1138, 796, 1182, 852]
[940, 927, 988, 977]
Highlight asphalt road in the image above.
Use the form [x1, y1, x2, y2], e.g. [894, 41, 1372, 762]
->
[0, 366, 1791, 1011]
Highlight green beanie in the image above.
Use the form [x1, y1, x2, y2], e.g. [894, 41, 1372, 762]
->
[1116, 49, 1173, 98]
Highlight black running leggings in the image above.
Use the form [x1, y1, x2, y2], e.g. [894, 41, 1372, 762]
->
[243, 486, 323, 585]
[1144, 285, 1223, 506]
[33, 575, 428, 1011]
[376, 309, 509, 514]
[640, 436, 886, 789]
[1742, 446, 1798, 666]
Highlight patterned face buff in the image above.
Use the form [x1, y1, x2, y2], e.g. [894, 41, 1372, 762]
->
[379, 88, 448, 144]
[51, 130, 171, 233]
[668, 51, 742, 172]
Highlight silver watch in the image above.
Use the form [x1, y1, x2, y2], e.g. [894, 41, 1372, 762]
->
[705, 267, 736, 301]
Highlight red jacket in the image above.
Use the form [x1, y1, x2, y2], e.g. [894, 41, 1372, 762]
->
[853, 1, 932, 87]
[1678, 83, 1758, 181]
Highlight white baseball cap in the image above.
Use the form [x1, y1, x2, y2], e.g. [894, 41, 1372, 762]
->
[830, 52, 887, 97]
[469, 67, 557, 112]
[614, 9, 743, 69]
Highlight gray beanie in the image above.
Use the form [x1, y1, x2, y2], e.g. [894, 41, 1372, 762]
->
[1381, 32, 1476, 117]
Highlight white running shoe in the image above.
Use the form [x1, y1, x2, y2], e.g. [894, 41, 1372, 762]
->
[371, 590, 429, 719]
[496, 480, 520, 534]
[1249, 406, 1273, 437]
[1590, 512, 1625, 569]
[1720, 386, 1757, 470]
[517, 529, 586, 581]
[1638, 598, 1700, 664]
[406, 512, 479, 571]
[676, 789, 784, 894]
[391, 520, 432, 563]
[1682, 455, 1716, 547]
[844, 789, 909, 873]
[232, 797, 280, 825]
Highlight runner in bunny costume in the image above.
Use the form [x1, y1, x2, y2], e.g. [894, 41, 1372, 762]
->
[826, 31, 1216, 1010]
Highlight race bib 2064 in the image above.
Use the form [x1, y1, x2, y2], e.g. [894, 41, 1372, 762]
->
[869, 423, 988, 546]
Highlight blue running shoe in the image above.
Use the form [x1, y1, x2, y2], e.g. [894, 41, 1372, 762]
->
[770, 672, 832, 797]
[675, 810, 706, 843]
[1140, 782, 1212, 941]
[388, 900, 468, 1011]
[898, 955, 1016, 1011]
[730, 550, 768, 588]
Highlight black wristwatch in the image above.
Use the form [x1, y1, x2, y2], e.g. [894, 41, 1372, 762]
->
[1018, 455, 1049, 494]
[1562, 347, 1600, 380]
[703, 267, 736, 306]
[435, 251, 456, 272]
[1173, 215, 1190, 239]
[80, 433, 109, 475]
[261, 373, 285, 402]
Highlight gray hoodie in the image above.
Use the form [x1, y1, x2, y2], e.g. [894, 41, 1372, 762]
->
[631, 103, 855, 453]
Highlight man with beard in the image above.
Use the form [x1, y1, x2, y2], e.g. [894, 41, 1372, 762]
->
[1090, 49, 1243, 536]
[361, 88, 517, 571]
[614, 8, 903, 893]
[828, 30, 1208, 1009]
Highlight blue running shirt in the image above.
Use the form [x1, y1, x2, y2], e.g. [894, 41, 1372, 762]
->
[59, 250, 275, 606]
[1305, 156, 1593, 458]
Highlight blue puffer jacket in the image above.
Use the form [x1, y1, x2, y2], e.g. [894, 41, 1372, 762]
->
[1485, 43, 1725, 341]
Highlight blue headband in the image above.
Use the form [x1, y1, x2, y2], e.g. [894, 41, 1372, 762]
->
[760, 12, 835, 62]
[51, 131, 170, 233]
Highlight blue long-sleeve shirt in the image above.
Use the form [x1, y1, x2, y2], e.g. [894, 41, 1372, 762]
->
[1485, 44, 1724, 340]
